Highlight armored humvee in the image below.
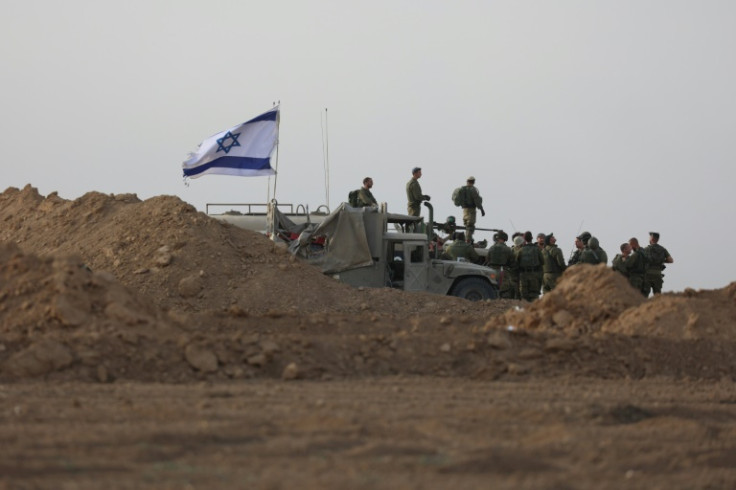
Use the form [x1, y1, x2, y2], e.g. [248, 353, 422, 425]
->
[282, 201, 499, 301]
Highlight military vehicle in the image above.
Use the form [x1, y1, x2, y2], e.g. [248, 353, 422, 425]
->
[280, 201, 500, 301]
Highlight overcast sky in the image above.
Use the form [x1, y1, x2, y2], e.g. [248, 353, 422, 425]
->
[3, 1, 734, 293]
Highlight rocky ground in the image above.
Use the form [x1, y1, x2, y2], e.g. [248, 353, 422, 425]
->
[1, 184, 735, 488]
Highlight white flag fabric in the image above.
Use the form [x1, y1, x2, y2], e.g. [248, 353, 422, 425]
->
[182, 106, 279, 179]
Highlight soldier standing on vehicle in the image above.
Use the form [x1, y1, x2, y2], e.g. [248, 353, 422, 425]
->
[485, 231, 514, 298]
[357, 177, 377, 208]
[406, 167, 430, 217]
[442, 232, 482, 264]
[643, 232, 673, 296]
[542, 233, 566, 292]
[515, 231, 544, 301]
[460, 177, 485, 243]
[627, 237, 648, 296]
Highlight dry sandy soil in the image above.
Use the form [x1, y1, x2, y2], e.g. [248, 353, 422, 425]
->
[1, 184, 735, 489]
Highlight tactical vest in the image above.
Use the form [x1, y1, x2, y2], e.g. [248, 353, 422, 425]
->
[646, 244, 667, 268]
[487, 243, 510, 267]
[519, 244, 541, 269]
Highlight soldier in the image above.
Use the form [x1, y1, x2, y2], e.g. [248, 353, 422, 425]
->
[506, 233, 523, 300]
[485, 231, 514, 298]
[643, 232, 673, 296]
[431, 216, 457, 257]
[536, 233, 546, 250]
[542, 233, 566, 292]
[627, 237, 648, 296]
[442, 232, 481, 264]
[406, 167, 430, 217]
[515, 231, 544, 301]
[460, 176, 485, 243]
[569, 231, 590, 266]
[580, 236, 608, 265]
[612, 243, 631, 277]
[357, 177, 377, 207]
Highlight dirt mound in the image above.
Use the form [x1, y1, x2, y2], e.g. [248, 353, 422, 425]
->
[486, 265, 646, 334]
[485, 265, 736, 341]
[0, 185, 508, 319]
[0, 241, 190, 382]
[602, 282, 736, 339]
[1, 185, 735, 384]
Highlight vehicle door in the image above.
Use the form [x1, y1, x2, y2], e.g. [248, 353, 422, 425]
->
[403, 240, 428, 292]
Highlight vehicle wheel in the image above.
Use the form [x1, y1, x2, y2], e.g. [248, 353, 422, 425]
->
[451, 277, 498, 301]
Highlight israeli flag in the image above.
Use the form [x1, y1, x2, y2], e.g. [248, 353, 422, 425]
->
[182, 106, 279, 179]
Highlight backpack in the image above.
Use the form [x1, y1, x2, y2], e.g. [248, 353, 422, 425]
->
[452, 186, 468, 207]
[518, 245, 540, 268]
[348, 189, 360, 207]
[646, 244, 667, 267]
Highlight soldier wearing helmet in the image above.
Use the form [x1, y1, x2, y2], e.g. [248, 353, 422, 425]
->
[485, 230, 514, 298]
[580, 236, 608, 266]
[569, 231, 591, 266]
[542, 233, 566, 292]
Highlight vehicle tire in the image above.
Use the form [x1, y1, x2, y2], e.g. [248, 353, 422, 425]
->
[451, 277, 498, 301]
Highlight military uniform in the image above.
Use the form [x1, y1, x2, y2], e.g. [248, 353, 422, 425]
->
[357, 187, 377, 207]
[568, 249, 582, 266]
[611, 254, 628, 277]
[626, 248, 647, 295]
[506, 239, 523, 299]
[569, 232, 591, 267]
[643, 242, 671, 296]
[442, 240, 481, 264]
[580, 237, 608, 266]
[406, 178, 423, 216]
[485, 240, 514, 298]
[515, 243, 544, 301]
[461, 183, 484, 242]
[542, 244, 566, 292]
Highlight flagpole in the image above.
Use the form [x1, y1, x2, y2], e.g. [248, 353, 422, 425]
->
[271, 101, 281, 202]
[322, 108, 330, 208]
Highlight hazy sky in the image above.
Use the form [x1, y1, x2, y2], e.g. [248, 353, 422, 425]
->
[3, 1, 735, 293]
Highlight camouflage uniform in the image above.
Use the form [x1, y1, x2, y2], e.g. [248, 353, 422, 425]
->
[542, 244, 566, 292]
[406, 178, 423, 217]
[515, 243, 544, 302]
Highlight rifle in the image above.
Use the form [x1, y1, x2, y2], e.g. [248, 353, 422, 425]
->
[431, 222, 501, 233]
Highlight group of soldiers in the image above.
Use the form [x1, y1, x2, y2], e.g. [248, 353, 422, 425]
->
[440, 226, 673, 302]
[406, 167, 485, 242]
[351, 168, 674, 301]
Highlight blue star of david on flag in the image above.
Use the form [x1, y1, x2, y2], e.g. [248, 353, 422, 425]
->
[216, 131, 241, 154]
[182, 105, 279, 179]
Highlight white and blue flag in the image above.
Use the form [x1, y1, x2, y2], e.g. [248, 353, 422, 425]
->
[182, 106, 279, 179]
